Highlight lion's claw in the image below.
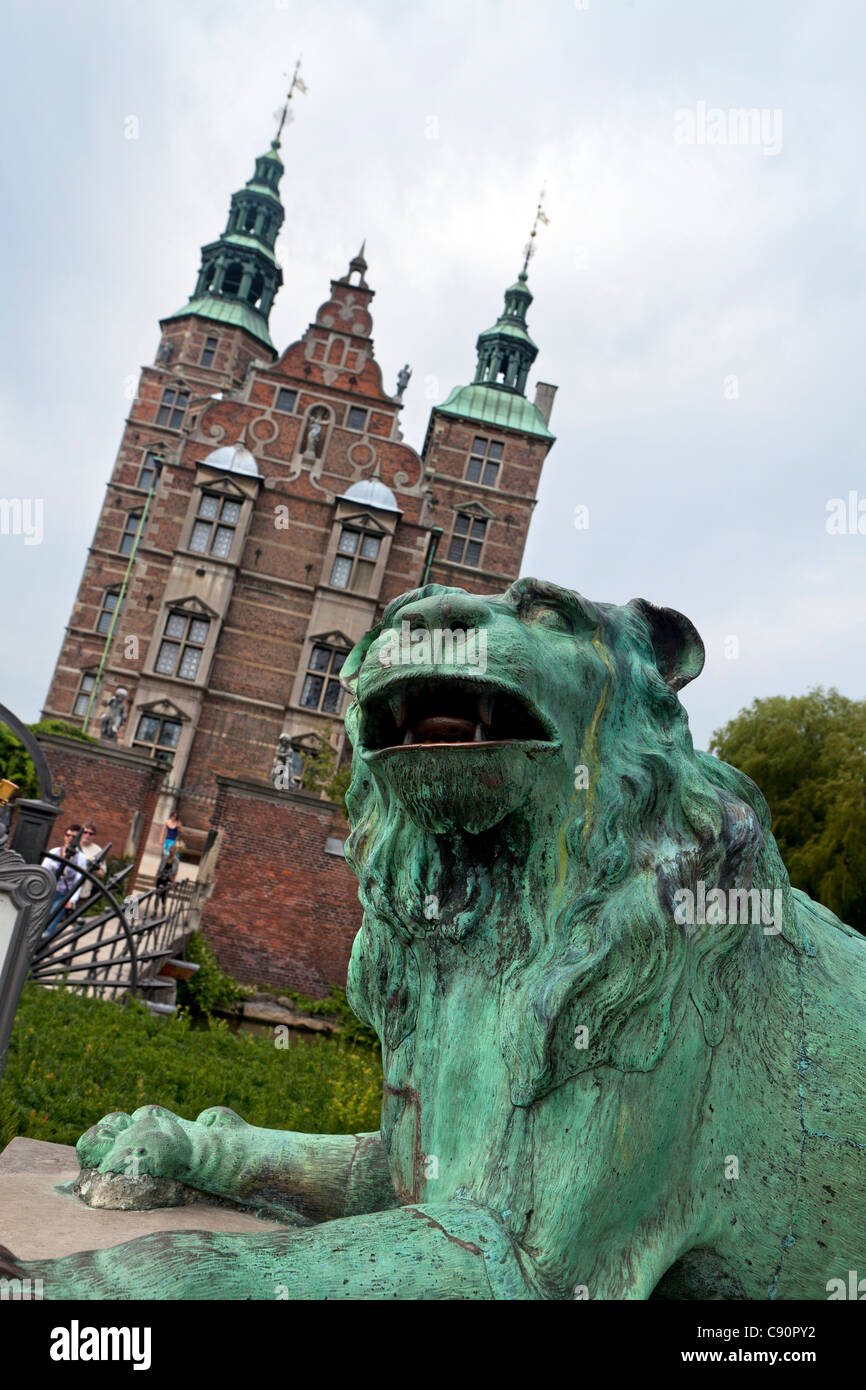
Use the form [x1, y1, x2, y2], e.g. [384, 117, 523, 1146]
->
[76, 1106, 194, 1185]
[76, 1111, 133, 1167]
[195, 1106, 249, 1129]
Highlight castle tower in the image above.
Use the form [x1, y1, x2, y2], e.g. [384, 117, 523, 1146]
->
[420, 261, 557, 588]
[40, 112, 558, 990]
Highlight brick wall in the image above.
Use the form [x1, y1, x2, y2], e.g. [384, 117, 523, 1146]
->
[201, 775, 359, 997]
[35, 734, 165, 871]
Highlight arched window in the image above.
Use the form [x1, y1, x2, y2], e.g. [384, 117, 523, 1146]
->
[222, 261, 243, 295]
[248, 270, 265, 307]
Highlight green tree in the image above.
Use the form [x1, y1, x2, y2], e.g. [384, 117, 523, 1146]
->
[0, 725, 40, 798]
[0, 718, 96, 802]
[710, 688, 866, 934]
[299, 724, 351, 816]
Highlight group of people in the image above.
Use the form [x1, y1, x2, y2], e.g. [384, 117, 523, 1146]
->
[40, 822, 107, 938]
[40, 811, 184, 939]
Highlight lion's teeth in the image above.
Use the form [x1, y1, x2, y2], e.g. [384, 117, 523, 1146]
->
[388, 692, 406, 729]
[477, 693, 494, 727]
[473, 722, 485, 741]
[403, 727, 414, 744]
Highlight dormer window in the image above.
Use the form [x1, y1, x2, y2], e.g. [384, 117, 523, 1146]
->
[189, 493, 242, 559]
[330, 526, 381, 590]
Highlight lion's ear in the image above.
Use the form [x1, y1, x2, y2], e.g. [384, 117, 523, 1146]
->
[339, 627, 381, 691]
[628, 599, 705, 691]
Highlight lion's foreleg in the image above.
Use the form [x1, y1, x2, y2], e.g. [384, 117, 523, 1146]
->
[22, 1202, 542, 1301]
[76, 1107, 396, 1222]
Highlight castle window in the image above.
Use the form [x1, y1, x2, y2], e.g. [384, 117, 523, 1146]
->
[465, 436, 503, 488]
[346, 406, 368, 431]
[329, 526, 381, 591]
[156, 388, 189, 429]
[72, 671, 97, 718]
[96, 589, 122, 636]
[200, 336, 218, 368]
[137, 451, 161, 491]
[275, 388, 297, 413]
[133, 713, 182, 765]
[189, 492, 242, 559]
[300, 646, 347, 714]
[447, 514, 487, 568]
[119, 511, 143, 556]
[155, 612, 210, 681]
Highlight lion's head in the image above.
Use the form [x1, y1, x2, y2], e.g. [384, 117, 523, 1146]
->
[341, 578, 805, 1105]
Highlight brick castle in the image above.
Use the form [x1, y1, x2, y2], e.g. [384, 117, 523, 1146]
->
[41, 100, 558, 995]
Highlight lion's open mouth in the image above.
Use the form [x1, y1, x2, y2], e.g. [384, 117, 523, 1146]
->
[360, 679, 556, 752]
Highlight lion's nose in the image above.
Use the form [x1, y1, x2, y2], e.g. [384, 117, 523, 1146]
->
[398, 590, 492, 635]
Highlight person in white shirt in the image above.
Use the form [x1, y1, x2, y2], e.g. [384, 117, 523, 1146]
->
[77, 822, 107, 903]
[41, 825, 88, 938]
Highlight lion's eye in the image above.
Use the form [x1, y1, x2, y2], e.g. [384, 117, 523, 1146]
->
[528, 605, 572, 634]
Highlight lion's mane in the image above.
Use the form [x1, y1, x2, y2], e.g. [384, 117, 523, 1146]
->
[343, 590, 815, 1106]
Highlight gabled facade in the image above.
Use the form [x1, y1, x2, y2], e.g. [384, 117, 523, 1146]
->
[42, 111, 559, 979]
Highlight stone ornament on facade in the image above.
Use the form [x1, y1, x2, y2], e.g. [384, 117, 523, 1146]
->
[99, 688, 128, 742]
[13, 578, 866, 1299]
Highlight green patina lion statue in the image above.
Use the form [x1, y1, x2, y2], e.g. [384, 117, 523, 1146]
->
[5, 577, 865, 1299]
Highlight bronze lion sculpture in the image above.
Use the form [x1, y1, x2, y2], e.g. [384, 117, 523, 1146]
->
[5, 578, 865, 1299]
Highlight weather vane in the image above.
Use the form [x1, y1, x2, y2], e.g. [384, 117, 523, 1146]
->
[274, 57, 308, 142]
[522, 187, 550, 273]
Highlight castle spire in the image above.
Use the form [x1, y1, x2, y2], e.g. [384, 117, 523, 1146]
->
[164, 75, 307, 353]
[468, 190, 550, 395]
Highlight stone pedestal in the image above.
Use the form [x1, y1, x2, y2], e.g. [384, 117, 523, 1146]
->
[0, 1136, 285, 1260]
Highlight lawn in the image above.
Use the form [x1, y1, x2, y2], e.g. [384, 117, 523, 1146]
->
[0, 983, 383, 1149]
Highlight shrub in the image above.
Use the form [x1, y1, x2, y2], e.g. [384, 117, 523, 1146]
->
[175, 932, 253, 1018]
[1, 983, 383, 1146]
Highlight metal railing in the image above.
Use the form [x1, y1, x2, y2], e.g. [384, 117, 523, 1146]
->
[31, 856, 206, 1003]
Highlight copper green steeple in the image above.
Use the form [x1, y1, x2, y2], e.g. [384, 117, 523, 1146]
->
[437, 191, 554, 438]
[164, 135, 285, 352]
[472, 267, 538, 393]
[436, 264, 553, 439]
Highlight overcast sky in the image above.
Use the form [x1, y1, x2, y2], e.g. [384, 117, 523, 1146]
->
[2, 0, 865, 751]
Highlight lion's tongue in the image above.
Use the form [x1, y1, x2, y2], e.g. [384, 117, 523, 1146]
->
[408, 715, 481, 745]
